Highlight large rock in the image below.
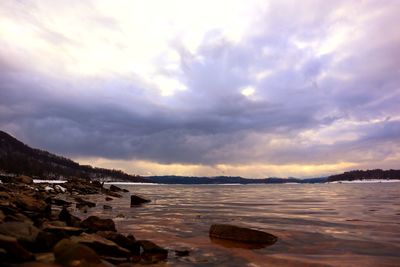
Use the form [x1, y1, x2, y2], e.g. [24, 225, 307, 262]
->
[0, 221, 40, 244]
[138, 240, 168, 262]
[75, 197, 96, 209]
[97, 231, 139, 255]
[15, 194, 49, 213]
[58, 207, 81, 227]
[16, 175, 34, 185]
[70, 233, 131, 258]
[209, 224, 277, 245]
[130, 195, 151, 206]
[0, 233, 35, 262]
[109, 185, 124, 192]
[54, 238, 103, 266]
[80, 216, 116, 232]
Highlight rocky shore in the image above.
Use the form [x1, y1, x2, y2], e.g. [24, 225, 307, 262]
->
[0, 175, 278, 266]
[0, 175, 168, 266]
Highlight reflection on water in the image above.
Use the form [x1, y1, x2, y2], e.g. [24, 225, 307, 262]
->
[76, 183, 400, 266]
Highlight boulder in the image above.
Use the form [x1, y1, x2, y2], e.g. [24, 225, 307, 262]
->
[97, 231, 139, 255]
[0, 221, 40, 244]
[0, 233, 35, 262]
[15, 194, 49, 213]
[138, 240, 168, 262]
[58, 207, 81, 227]
[130, 195, 151, 206]
[54, 238, 103, 266]
[75, 197, 96, 209]
[80, 216, 116, 232]
[16, 175, 34, 185]
[209, 224, 277, 245]
[109, 185, 124, 192]
[70, 233, 131, 258]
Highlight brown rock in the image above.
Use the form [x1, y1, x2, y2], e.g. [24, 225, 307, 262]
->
[97, 231, 139, 255]
[209, 224, 277, 245]
[16, 175, 34, 184]
[105, 197, 113, 201]
[103, 205, 112, 210]
[138, 240, 168, 262]
[109, 185, 124, 192]
[58, 207, 81, 227]
[54, 238, 103, 266]
[0, 233, 35, 262]
[0, 221, 40, 244]
[75, 197, 96, 208]
[70, 233, 131, 258]
[130, 195, 151, 206]
[80, 216, 116, 232]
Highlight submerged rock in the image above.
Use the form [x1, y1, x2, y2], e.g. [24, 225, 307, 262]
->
[103, 205, 112, 210]
[80, 216, 116, 232]
[97, 231, 139, 255]
[209, 224, 277, 245]
[75, 197, 96, 209]
[130, 195, 151, 206]
[109, 185, 124, 192]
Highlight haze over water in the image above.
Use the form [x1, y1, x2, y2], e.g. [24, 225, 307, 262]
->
[76, 183, 400, 266]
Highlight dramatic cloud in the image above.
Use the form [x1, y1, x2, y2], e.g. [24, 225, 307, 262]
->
[1, 0, 399, 177]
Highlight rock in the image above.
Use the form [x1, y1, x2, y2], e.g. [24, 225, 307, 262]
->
[209, 224, 277, 245]
[109, 185, 124, 192]
[70, 233, 131, 258]
[103, 190, 122, 198]
[97, 231, 139, 255]
[58, 207, 81, 227]
[0, 221, 40, 244]
[105, 197, 113, 201]
[16, 175, 34, 184]
[15, 194, 49, 213]
[80, 216, 116, 232]
[75, 197, 96, 209]
[138, 240, 168, 262]
[130, 195, 151, 206]
[54, 238, 103, 266]
[116, 213, 125, 218]
[45, 197, 71, 207]
[44, 225, 84, 236]
[0, 233, 35, 262]
[175, 249, 190, 257]
[103, 205, 112, 210]
[91, 180, 103, 188]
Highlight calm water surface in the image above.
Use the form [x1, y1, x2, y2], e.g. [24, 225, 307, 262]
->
[77, 183, 400, 267]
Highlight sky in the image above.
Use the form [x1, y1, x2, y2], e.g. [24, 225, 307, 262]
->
[0, 0, 399, 178]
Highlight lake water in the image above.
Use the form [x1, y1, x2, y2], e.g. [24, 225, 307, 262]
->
[76, 183, 400, 266]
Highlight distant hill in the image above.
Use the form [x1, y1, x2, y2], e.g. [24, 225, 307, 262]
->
[326, 169, 400, 182]
[0, 130, 147, 182]
[148, 175, 327, 184]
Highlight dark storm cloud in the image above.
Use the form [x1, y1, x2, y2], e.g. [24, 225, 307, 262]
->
[0, 0, 399, 170]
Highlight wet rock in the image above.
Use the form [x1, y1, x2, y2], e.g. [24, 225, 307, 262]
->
[54, 238, 103, 266]
[44, 225, 84, 236]
[103, 205, 112, 210]
[58, 207, 81, 227]
[109, 185, 124, 192]
[138, 240, 168, 262]
[103, 190, 122, 198]
[45, 197, 71, 207]
[63, 178, 101, 195]
[116, 213, 125, 218]
[75, 197, 96, 209]
[0, 233, 35, 262]
[0, 221, 40, 244]
[15, 194, 49, 214]
[209, 224, 277, 245]
[105, 197, 113, 201]
[16, 175, 34, 185]
[130, 195, 151, 206]
[70, 233, 131, 258]
[81, 216, 116, 232]
[97, 231, 139, 255]
[175, 249, 190, 257]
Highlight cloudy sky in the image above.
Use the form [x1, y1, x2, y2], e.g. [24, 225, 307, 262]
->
[1, 0, 399, 178]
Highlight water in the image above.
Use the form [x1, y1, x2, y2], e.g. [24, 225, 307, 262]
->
[76, 183, 400, 266]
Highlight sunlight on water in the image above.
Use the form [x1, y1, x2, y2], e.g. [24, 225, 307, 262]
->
[75, 183, 400, 266]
